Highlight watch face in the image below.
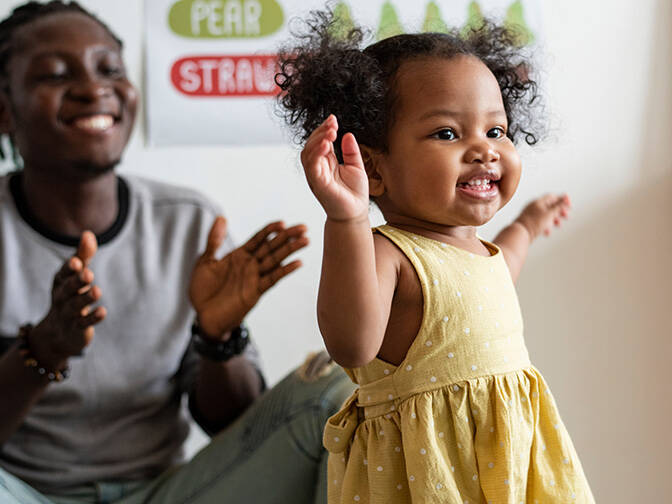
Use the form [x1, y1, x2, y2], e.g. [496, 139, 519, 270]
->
[192, 323, 249, 362]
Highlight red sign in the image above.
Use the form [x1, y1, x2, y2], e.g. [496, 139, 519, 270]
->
[170, 54, 280, 97]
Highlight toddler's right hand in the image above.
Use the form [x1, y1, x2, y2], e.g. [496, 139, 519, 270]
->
[300, 115, 370, 221]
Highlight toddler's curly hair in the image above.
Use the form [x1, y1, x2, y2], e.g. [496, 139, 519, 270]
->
[276, 9, 543, 163]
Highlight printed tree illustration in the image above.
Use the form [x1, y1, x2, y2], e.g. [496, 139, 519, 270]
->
[461, 1, 485, 37]
[329, 2, 355, 41]
[376, 1, 404, 40]
[422, 1, 449, 33]
[504, 0, 535, 46]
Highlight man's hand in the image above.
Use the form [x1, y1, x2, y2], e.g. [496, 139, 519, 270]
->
[189, 217, 309, 338]
[30, 231, 106, 369]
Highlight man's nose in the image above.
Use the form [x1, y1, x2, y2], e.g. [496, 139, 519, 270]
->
[67, 76, 112, 102]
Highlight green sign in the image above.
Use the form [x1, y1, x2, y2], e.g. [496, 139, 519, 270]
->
[168, 0, 284, 38]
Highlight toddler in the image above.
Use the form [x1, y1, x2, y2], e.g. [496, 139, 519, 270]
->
[277, 11, 594, 503]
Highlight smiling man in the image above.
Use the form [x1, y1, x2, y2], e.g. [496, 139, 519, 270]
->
[0, 2, 353, 503]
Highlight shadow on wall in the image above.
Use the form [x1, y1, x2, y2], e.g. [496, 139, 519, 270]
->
[519, 0, 672, 499]
[517, 172, 672, 502]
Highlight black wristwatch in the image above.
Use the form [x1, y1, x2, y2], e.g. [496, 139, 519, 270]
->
[191, 321, 250, 362]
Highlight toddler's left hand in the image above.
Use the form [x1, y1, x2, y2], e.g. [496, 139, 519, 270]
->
[516, 193, 571, 240]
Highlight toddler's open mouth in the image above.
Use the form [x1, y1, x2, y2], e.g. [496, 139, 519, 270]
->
[457, 178, 499, 191]
[457, 177, 500, 199]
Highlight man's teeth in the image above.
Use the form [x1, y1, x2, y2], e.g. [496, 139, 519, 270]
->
[73, 115, 114, 130]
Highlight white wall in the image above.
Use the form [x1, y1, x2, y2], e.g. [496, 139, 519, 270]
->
[0, 0, 670, 501]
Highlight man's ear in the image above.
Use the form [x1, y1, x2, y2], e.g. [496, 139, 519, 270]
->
[359, 145, 386, 197]
[0, 89, 13, 135]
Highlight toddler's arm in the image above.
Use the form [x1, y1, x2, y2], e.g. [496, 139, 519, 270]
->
[302, 116, 396, 367]
[494, 194, 571, 282]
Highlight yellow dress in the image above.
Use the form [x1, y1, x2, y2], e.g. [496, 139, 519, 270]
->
[323, 225, 594, 503]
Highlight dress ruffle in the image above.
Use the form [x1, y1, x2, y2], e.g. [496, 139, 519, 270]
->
[327, 367, 592, 503]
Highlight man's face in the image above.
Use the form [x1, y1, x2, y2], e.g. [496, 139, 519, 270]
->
[2, 11, 137, 179]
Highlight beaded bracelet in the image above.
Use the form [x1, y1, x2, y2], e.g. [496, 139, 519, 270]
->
[18, 324, 70, 383]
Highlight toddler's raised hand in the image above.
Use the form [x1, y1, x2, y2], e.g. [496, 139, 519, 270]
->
[300, 115, 369, 221]
[516, 194, 571, 239]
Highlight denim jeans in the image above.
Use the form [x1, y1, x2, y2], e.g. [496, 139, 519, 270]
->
[0, 363, 354, 504]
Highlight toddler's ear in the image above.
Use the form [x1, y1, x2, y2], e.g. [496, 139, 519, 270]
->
[360, 145, 385, 197]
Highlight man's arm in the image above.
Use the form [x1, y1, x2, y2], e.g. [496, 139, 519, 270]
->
[0, 343, 54, 443]
[186, 216, 308, 432]
[190, 354, 264, 434]
[0, 232, 104, 443]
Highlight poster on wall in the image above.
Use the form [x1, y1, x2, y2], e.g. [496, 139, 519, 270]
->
[144, 0, 542, 146]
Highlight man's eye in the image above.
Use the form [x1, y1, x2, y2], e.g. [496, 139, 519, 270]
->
[101, 66, 124, 78]
[39, 73, 67, 82]
[433, 129, 457, 140]
[487, 127, 506, 139]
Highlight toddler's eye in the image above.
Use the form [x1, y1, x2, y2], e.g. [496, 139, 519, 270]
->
[433, 128, 457, 141]
[487, 127, 506, 139]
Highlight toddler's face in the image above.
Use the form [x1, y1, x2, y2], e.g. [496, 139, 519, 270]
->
[372, 55, 521, 228]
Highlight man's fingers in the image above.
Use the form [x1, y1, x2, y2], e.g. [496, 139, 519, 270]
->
[258, 260, 303, 293]
[53, 256, 83, 286]
[258, 236, 309, 274]
[242, 221, 285, 254]
[77, 231, 98, 266]
[254, 224, 307, 260]
[73, 307, 106, 348]
[203, 216, 228, 259]
[65, 285, 102, 317]
[76, 306, 107, 329]
[53, 268, 94, 304]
